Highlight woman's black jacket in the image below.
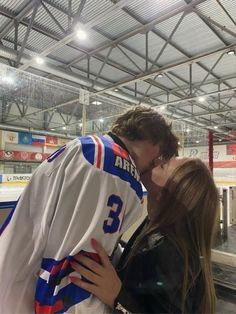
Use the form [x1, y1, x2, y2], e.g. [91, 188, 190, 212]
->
[114, 218, 203, 314]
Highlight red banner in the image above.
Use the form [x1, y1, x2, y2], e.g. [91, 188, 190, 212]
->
[226, 144, 236, 155]
[0, 150, 50, 162]
[46, 136, 58, 146]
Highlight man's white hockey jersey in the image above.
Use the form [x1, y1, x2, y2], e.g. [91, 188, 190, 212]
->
[0, 135, 143, 313]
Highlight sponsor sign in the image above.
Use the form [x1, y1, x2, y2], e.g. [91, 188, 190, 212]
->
[0, 150, 50, 162]
[226, 144, 236, 155]
[3, 174, 32, 183]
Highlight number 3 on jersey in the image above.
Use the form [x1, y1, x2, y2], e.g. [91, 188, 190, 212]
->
[103, 195, 123, 233]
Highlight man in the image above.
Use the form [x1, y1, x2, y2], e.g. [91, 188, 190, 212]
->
[0, 106, 178, 313]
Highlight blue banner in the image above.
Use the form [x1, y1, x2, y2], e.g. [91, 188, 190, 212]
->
[18, 132, 32, 145]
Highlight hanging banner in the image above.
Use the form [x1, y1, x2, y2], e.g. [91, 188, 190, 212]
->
[46, 136, 58, 146]
[226, 144, 236, 155]
[3, 131, 19, 144]
[32, 135, 46, 146]
[18, 132, 32, 145]
[0, 150, 50, 162]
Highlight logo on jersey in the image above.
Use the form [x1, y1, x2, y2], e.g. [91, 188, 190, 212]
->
[35, 251, 100, 313]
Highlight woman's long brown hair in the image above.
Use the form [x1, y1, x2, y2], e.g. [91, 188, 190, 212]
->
[125, 159, 219, 313]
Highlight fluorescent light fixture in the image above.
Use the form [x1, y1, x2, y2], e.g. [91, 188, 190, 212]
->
[92, 101, 102, 105]
[198, 96, 205, 102]
[227, 50, 235, 56]
[62, 126, 67, 130]
[76, 29, 87, 40]
[157, 73, 163, 78]
[114, 88, 119, 92]
[214, 126, 218, 129]
[196, 140, 200, 144]
[99, 118, 104, 123]
[35, 56, 44, 65]
[79, 123, 83, 127]
[218, 139, 222, 142]
[50, 128, 55, 131]
[186, 128, 190, 133]
[160, 105, 166, 110]
[178, 141, 181, 145]
[2, 76, 14, 84]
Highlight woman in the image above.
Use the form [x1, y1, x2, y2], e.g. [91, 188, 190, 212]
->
[70, 157, 219, 313]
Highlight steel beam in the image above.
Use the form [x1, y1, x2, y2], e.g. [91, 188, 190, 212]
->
[67, 0, 207, 67]
[16, 2, 39, 67]
[0, 0, 40, 40]
[42, 2, 66, 34]
[19, 0, 137, 70]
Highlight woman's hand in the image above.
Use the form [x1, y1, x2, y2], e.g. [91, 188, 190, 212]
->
[69, 239, 122, 308]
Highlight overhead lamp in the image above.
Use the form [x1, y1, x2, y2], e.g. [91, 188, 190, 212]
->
[50, 128, 55, 131]
[114, 88, 119, 92]
[198, 96, 205, 102]
[178, 141, 181, 145]
[2, 76, 14, 84]
[160, 105, 166, 110]
[218, 139, 222, 142]
[76, 29, 87, 40]
[62, 126, 67, 130]
[79, 123, 83, 127]
[157, 73, 163, 78]
[35, 56, 44, 65]
[214, 125, 218, 129]
[186, 128, 190, 133]
[92, 101, 102, 105]
[227, 49, 235, 56]
[196, 140, 200, 144]
[99, 118, 104, 123]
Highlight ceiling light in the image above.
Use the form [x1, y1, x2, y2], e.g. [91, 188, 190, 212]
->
[160, 105, 166, 110]
[218, 139, 222, 142]
[157, 73, 163, 78]
[99, 118, 104, 123]
[2, 76, 14, 84]
[92, 101, 102, 105]
[196, 140, 200, 144]
[79, 123, 83, 127]
[35, 56, 44, 65]
[214, 125, 218, 129]
[198, 96, 205, 102]
[186, 128, 190, 133]
[178, 141, 181, 145]
[114, 88, 119, 92]
[50, 128, 55, 131]
[62, 126, 67, 130]
[227, 50, 235, 56]
[76, 29, 87, 40]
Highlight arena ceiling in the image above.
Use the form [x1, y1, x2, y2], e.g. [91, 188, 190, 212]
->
[0, 0, 235, 144]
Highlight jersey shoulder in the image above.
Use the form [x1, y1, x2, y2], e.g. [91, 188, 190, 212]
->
[80, 135, 143, 199]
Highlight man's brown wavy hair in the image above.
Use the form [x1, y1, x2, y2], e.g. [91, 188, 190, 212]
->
[111, 106, 179, 160]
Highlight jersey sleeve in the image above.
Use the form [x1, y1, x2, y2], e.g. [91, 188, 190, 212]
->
[0, 140, 78, 313]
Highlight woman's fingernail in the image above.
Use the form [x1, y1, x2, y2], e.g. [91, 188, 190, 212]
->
[91, 238, 98, 246]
